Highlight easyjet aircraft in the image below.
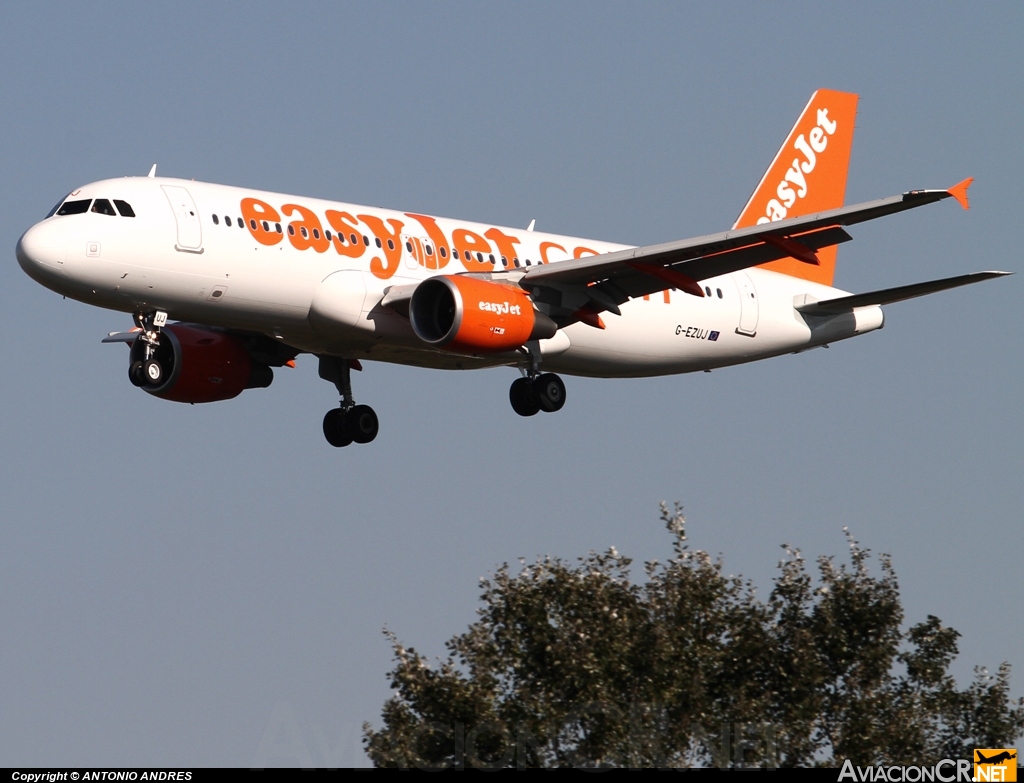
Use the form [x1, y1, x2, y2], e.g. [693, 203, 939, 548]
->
[16, 90, 1010, 446]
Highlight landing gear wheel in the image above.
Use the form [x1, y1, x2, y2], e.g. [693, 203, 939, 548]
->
[143, 359, 163, 386]
[533, 373, 566, 413]
[129, 361, 146, 387]
[347, 405, 379, 444]
[510, 377, 540, 417]
[323, 409, 353, 448]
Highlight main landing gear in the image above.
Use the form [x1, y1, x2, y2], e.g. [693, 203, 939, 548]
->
[509, 343, 566, 417]
[319, 356, 379, 448]
[128, 310, 168, 388]
[509, 373, 566, 416]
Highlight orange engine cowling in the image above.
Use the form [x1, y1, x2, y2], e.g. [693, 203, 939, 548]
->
[130, 324, 273, 403]
[409, 276, 557, 353]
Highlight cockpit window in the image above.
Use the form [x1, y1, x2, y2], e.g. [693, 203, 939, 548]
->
[46, 194, 71, 218]
[113, 200, 136, 217]
[56, 199, 91, 216]
[91, 199, 117, 216]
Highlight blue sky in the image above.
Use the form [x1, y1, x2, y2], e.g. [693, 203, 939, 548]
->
[0, 2, 1020, 766]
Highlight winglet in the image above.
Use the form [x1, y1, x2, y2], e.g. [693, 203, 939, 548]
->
[947, 177, 972, 210]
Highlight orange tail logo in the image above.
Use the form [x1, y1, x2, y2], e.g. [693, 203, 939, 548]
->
[734, 89, 859, 286]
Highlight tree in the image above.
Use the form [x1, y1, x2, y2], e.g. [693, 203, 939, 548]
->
[363, 505, 1023, 768]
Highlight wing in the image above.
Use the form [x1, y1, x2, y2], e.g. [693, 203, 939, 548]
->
[503, 181, 973, 325]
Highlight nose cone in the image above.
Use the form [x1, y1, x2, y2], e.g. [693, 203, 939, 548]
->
[17, 219, 67, 283]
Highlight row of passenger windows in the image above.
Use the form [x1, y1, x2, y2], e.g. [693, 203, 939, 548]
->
[48, 199, 733, 288]
[51, 198, 135, 218]
[213, 213, 371, 246]
[209, 213, 549, 265]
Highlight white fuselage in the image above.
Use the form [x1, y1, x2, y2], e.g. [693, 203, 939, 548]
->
[17, 176, 883, 377]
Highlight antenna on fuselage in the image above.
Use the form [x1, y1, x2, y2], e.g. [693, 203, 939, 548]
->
[526, 219, 536, 232]
[147, 164, 157, 178]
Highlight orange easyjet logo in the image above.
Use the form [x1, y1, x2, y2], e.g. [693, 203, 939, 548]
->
[756, 107, 838, 225]
[733, 88, 858, 287]
[239, 198, 599, 281]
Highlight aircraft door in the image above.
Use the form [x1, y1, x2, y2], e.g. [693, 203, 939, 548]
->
[402, 235, 420, 270]
[402, 235, 439, 270]
[161, 185, 203, 252]
[734, 271, 759, 336]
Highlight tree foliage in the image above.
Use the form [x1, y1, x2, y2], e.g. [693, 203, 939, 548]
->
[363, 505, 1023, 768]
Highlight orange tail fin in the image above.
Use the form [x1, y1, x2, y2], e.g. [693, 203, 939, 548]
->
[734, 89, 859, 286]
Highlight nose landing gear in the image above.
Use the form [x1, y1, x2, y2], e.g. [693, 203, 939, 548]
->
[319, 356, 379, 448]
[128, 310, 169, 387]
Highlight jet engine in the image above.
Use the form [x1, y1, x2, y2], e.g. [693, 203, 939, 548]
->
[409, 276, 557, 353]
[129, 324, 273, 403]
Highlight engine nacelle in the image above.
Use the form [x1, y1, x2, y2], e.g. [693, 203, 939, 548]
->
[130, 324, 272, 403]
[409, 276, 557, 353]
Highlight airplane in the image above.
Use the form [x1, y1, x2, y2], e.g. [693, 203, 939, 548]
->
[976, 751, 1017, 765]
[16, 89, 1011, 447]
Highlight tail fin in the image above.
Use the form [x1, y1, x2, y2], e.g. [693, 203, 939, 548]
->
[734, 89, 859, 286]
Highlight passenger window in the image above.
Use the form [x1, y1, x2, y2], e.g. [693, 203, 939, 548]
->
[406, 241, 412, 252]
[489, 254, 495, 263]
[212, 214, 219, 225]
[525, 259, 531, 266]
[300, 227, 308, 239]
[57, 199, 91, 216]
[453, 249, 460, 259]
[350, 233, 358, 245]
[288, 225, 295, 236]
[717, 288, 723, 299]
[501, 256, 508, 267]
[250, 219, 257, 230]
[113, 200, 136, 217]
[325, 230, 332, 240]
[276, 223, 282, 234]
[313, 228, 320, 239]
[425, 244, 433, 256]
[387, 239, 395, 250]
[91, 199, 117, 216]
[440, 247, 448, 258]
[704, 286, 711, 296]
[238, 219, 245, 229]
[363, 236, 369, 246]
[375, 237, 381, 248]
[224, 216, 232, 227]
[263, 221, 270, 232]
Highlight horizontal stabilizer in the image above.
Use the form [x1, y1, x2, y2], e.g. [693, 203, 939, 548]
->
[796, 271, 1011, 315]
